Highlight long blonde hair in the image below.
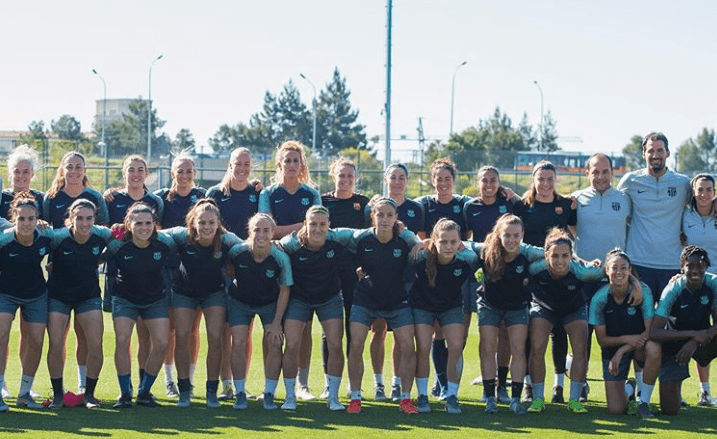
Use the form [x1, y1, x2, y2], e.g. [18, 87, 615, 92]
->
[167, 151, 195, 202]
[185, 198, 226, 255]
[46, 151, 91, 198]
[218, 147, 252, 196]
[482, 214, 524, 282]
[425, 218, 461, 288]
[272, 141, 315, 187]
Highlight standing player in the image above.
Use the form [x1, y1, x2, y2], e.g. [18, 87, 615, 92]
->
[589, 249, 658, 417]
[46, 200, 111, 409]
[227, 213, 291, 411]
[650, 246, 717, 415]
[259, 141, 320, 400]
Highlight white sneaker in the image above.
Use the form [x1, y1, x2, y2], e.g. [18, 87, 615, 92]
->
[281, 394, 297, 410]
[29, 388, 41, 399]
[296, 385, 316, 401]
[1, 385, 11, 399]
[327, 396, 344, 411]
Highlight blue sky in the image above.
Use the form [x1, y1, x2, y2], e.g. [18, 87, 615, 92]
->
[1, 1, 715, 164]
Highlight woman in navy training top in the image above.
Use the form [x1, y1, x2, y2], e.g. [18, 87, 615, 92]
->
[155, 152, 206, 397]
[206, 147, 260, 401]
[227, 213, 291, 411]
[280, 205, 353, 411]
[411, 218, 478, 415]
[43, 151, 109, 395]
[319, 157, 369, 398]
[516, 160, 577, 404]
[164, 199, 241, 408]
[345, 197, 420, 414]
[415, 158, 470, 400]
[108, 202, 175, 408]
[0, 194, 52, 412]
[259, 141, 320, 400]
[0, 145, 45, 401]
[46, 199, 112, 409]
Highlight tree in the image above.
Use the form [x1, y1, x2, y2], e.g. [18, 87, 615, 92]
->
[622, 135, 644, 171]
[537, 110, 559, 151]
[173, 128, 196, 151]
[315, 68, 367, 155]
[101, 98, 166, 157]
[676, 128, 717, 173]
[51, 114, 84, 141]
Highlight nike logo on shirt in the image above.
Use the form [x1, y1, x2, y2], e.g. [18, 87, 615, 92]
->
[274, 199, 284, 204]
[124, 255, 134, 260]
[56, 204, 65, 209]
[63, 251, 73, 255]
[9, 253, 18, 257]
[299, 256, 309, 261]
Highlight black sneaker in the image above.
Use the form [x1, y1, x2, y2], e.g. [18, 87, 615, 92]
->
[136, 393, 161, 408]
[49, 394, 64, 409]
[113, 393, 132, 409]
[552, 385, 565, 404]
[83, 395, 101, 409]
[580, 382, 589, 403]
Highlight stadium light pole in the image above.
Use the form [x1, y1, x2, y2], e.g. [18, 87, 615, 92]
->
[449, 60, 467, 136]
[533, 80, 544, 150]
[299, 73, 317, 151]
[147, 54, 163, 161]
[92, 68, 108, 188]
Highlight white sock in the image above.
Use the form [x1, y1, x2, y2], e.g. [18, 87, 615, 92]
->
[0, 375, 4, 395]
[77, 365, 87, 388]
[189, 363, 196, 385]
[350, 390, 361, 400]
[524, 375, 532, 385]
[265, 379, 278, 395]
[374, 374, 384, 386]
[701, 382, 711, 394]
[392, 376, 401, 387]
[624, 381, 635, 397]
[284, 378, 296, 398]
[233, 379, 245, 394]
[447, 381, 459, 398]
[19, 375, 34, 397]
[401, 391, 410, 400]
[635, 371, 644, 389]
[328, 375, 341, 399]
[164, 363, 175, 384]
[555, 373, 565, 387]
[640, 383, 655, 404]
[222, 379, 232, 388]
[298, 368, 309, 387]
[416, 377, 429, 396]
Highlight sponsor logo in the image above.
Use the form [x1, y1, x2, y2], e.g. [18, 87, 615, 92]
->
[326, 249, 335, 258]
[123, 255, 133, 260]
[667, 187, 677, 197]
[274, 199, 284, 204]
[221, 197, 230, 202]
[301, 198, 310, 206]
[472, 212, 481, 217]
[637, 190, 646, 194]
[453, 205, 461, 214]
[266, 269, 275, 278]
[8, 253, 18, 257]
[299, 256, 309, 261]
[364, 248, 374, 253]
[428, 208, 436, 213]
[55, 204, 65, 209]
[186, 250, 197, 255]
[407, 210, 415, 218]
[681, 303, 689, 308]
[116, 204, 126, 209]
[393, 249, 402, 258]
[239, 264, 248, 268]
[612, 202, 621, 211]
[63, 251, 73, 255]
[153, 251, 162, 260]
[92, 246, 100, 255]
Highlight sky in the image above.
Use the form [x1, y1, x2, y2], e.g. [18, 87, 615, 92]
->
[1, 0, 715, 165]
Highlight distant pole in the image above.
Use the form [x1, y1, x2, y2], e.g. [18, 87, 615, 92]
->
[92, 68, 108, 188]
[533, 80, 544, 150]
[148, 54, 163, 161]
[299, 73, 317, 151]
[449, 61, 467, 136]
[385, 0, 392, 191]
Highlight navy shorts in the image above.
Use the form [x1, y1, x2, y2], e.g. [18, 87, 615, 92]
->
[112, 296, 170, 321]
[602, 352, 645, 381]
[0, 292, 48, 324]
[48, 296, 102, 316]
[530, 302, 587, 327]
[227, 295, 276, 328]
[284, 294, 343, 323]
[172, 290, 226, 310]
[412, 306, 463, 327]
[350, 304, 413, 329]
[478, 302, 529, 327]
[659, 354, 689, 383]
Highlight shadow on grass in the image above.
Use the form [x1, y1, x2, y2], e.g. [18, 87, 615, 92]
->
[0, 397, 716, 437]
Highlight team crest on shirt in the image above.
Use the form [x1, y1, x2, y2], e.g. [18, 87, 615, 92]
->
[499, 205, 507, 214]
[567, 285, 576, 290]
[353, 202, 361, 211]
[301, 198, 310, 206]
[627, 307, 636, 316]
[326, 250, 335, 259]
[453, 205, 461, 214]
[407, 210, 415, 218]
[701, 295, 709, 305]
[667, 187, 677, 197]
[153, 252, 162, 260]
[555, 207, 564, 215]
[393, 249, 402, 258]
[266, 269, 275, 278]
[92, 246, 100, 255]
[190, 195, 198, 203]
[454, 268, 462, 277]
[214, 252, 223, 259]
[249, 194, 257, 203]
[39, 247, 46, 256]
[516, 265, 524, 274]
[612, 202, 621, 211]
